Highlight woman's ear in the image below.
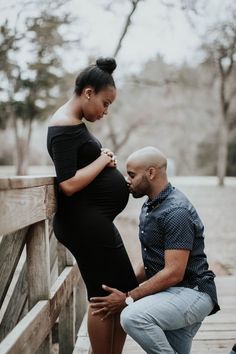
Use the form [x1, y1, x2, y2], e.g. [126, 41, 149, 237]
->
[84, 87, 93, 100]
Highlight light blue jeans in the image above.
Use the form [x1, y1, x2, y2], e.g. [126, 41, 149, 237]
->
[120, 287, 214, 354]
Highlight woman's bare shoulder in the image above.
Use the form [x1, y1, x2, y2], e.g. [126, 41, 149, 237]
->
[48, 117, 71, 127]
[48, 106, 69, 126]
[49, 111, 83, 128]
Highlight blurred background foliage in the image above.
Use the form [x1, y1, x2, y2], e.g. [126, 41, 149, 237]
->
[0, 0, 236, 185]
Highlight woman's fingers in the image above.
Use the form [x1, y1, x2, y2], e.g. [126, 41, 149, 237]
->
[101, 148, 114, 157]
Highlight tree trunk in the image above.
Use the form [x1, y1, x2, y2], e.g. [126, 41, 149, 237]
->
[104, 0, 142, 151]
[16, 138, 30, 175]
[13, 118, 33, 176]
[216, 120, 228, 186]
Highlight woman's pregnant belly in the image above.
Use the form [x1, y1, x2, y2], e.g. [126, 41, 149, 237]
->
[85, 168, 129, 219]
[58, 167, 130, 220]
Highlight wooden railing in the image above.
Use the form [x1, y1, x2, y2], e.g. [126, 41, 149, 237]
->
[0, 176, 87, 354]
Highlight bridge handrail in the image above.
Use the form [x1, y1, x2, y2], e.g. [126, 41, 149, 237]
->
[0, 176, 87, 354]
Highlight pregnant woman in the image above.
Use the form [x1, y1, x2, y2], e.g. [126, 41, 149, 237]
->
[47, 57, 138, 354]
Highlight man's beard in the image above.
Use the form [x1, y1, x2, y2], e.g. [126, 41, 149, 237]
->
[131, 190, 145, 198]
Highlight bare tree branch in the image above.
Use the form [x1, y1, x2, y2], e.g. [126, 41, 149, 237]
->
[228, 86, 236, 103]
[106, 118, 145, 153]
[113, 0, 142, 58]
[115, 119, 145, 151]
[104, 0, 143, 153]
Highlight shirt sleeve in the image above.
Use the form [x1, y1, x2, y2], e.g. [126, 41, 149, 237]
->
[163, 207, 194, 250]
[51, 134, 77, 183]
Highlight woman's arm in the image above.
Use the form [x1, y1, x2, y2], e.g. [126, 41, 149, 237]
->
[60, 153, 114, 196]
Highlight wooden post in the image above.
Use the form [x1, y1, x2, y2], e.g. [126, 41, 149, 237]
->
[58, 288, 76, 354]
[0, 262, 27, 341]
[26, 220, 51, 354]
[58, 243, 76, 354]
[75, 277, 87, 333]
[0, 228, 27, 307]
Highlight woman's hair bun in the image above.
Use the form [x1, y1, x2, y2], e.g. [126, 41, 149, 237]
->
[96, 57, 117, 75]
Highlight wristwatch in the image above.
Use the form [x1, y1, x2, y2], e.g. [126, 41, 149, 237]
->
[125, 292, 134, 306]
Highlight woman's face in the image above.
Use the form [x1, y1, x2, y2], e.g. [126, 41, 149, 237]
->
[83, 86, 116, 122]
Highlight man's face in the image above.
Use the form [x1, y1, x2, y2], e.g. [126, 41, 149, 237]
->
[126, 161, 150, 198]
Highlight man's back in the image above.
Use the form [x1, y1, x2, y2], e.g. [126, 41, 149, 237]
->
[139, 183, 220, 314]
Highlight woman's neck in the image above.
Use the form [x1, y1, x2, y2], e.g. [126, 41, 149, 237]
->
[66, 95, 83, 121]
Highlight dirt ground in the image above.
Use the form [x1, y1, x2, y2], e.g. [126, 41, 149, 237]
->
[115, 176, 236, 277]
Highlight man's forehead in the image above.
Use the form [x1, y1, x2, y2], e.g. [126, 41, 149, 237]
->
[126, 159, 144, 171]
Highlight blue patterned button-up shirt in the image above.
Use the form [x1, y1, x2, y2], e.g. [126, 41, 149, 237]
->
[139, 183, 220, 314]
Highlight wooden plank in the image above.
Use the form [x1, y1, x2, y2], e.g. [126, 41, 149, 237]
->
[0, 262, 27, 341]
[27, 221, 51, 308]
[123, 336, 145, 354]
[0, 179, 10, 189]
[59, 289, 76, 354]
[37, 335, 52, 354]
[50, 234, 58, 285]
[203, 312, 236, 323]
[45, 185, 57, 219]
[75, 277, 87, 333]
[27, 220, 51, 354]
[51, 259, 58, 287]
[195, 331, 236, 340]
[199, 322, 236, 331]
[191, 339, 235, 354]
[50, 264, 80, 320]
[0, 176, 55, 190]
[219, 296, 236, 306]
[0, 228, 27, 306]
[0, 301, 50, 354]
[58, 243, 77, 354]
[57, 244, 77, 349]
[58, 243, 74, 274]
[215, 276, 236, 296]
[73, 313, 91, 354]
[0, 264, 80, 354]
[0, 187, 48, 234]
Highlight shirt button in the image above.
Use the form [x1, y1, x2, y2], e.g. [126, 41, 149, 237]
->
[144, 248, 147, 251]
[141, 230, 144, 234]
[144, 266, 147, 270]
[146, 213, 149, 216]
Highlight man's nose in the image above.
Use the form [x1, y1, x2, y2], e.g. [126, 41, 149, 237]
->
[125, 176, 131, 184]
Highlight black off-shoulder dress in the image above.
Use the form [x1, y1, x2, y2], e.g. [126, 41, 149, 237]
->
[47, 122, 138, 299]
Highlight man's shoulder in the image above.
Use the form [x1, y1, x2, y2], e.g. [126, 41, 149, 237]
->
[166, 187, 191, 209]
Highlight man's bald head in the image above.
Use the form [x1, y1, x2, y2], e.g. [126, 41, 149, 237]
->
[127, 146, 167, 171]
[126, 147, 168, 199]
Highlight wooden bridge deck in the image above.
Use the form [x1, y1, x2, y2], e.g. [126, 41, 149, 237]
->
[74, 276, 236, 354]
[1, 176, 235, 354]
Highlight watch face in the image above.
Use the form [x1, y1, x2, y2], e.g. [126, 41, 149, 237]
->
[125, 296, 134, 305]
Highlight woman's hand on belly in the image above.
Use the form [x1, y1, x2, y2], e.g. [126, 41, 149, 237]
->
[101, 148, 117, 167]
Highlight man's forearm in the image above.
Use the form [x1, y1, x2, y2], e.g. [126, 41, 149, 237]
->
[130, 267, 183, 301]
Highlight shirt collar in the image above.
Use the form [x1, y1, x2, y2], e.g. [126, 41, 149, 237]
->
[144, 182, 173, 210]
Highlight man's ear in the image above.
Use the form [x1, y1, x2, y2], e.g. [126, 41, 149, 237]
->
[146, 167, 156, 181]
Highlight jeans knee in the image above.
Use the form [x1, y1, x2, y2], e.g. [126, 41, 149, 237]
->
[120, 307, 136, 333]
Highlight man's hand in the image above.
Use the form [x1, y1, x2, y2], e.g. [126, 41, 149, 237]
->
[90, 285, 126, 320]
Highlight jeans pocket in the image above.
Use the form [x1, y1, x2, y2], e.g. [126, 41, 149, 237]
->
[185, 292, 214, 326]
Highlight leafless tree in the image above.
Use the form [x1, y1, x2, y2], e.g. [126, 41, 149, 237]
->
[102, 0, 144, 153]
[203, 14, 236, 185]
